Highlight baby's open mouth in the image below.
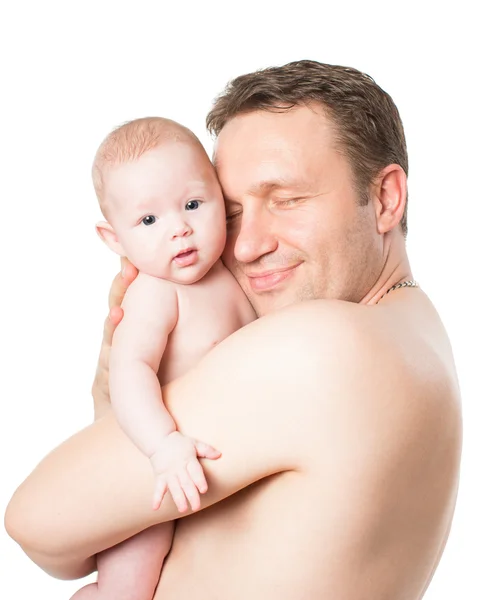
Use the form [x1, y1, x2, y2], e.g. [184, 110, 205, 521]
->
[173, 248, 198, 267]
[176, 249, 195, 258]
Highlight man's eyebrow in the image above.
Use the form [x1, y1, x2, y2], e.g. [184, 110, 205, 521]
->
[246, 178, 299, 196]
[223, 178, 304, 205]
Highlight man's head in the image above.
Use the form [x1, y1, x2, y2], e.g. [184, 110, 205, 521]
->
[93, 117, 226, 284]
[207, 60, 410, 315]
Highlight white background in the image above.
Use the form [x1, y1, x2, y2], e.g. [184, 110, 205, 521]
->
[1, 1, 478, 598]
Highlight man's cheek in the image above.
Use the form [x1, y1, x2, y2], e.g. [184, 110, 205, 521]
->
[221, 233, 238, 268]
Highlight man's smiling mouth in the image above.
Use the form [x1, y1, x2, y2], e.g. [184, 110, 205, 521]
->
[246, 263, 301, 292]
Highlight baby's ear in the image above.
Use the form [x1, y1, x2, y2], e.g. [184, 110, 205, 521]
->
[95, 221, 125, 256]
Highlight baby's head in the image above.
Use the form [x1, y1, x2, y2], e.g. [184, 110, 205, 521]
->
[93, 117, 226, 284]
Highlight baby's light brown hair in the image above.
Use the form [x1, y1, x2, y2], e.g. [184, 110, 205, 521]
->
[92, 116, 203, 216]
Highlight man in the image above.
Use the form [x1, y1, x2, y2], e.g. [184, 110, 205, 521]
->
[5, 60, 462, 599]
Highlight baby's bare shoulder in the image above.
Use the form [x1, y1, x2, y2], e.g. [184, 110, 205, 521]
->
[122, 272, 178, 318]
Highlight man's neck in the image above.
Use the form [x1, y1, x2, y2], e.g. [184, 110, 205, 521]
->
[360, 231, 413, 306]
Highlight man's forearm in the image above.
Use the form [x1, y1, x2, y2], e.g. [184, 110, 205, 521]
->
[21, 547, 96, 581]
[5, 306, 321, 579]
[5, 411, 181, 571]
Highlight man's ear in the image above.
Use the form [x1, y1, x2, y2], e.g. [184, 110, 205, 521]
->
[371, 165, 407, 234]
[95, 221, 125, 256]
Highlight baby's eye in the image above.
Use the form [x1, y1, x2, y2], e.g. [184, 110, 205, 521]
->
[142, 215, 156, 226]
[185, 200, 201, 211]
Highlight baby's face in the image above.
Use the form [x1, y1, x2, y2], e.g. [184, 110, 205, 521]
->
[103, 143, 227, 283]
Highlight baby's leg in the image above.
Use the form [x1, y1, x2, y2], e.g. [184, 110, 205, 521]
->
[70, 522, 174, 600]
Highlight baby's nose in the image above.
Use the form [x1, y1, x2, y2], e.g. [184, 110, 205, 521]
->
[171, 220, 193, 239]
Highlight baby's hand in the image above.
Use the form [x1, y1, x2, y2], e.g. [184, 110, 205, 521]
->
[149, 431, 221, 513]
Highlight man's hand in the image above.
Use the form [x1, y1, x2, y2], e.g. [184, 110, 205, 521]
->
[150, 431, 221, 513]
[92, 257, 138, 419]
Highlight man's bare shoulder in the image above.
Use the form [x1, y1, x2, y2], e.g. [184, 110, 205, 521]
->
[222, 298, 387, 383]
[179, 297, 400, 441]
[242, 297, 378, 348]
[216, 295, 461, 464]
[239, 294, 457, 381]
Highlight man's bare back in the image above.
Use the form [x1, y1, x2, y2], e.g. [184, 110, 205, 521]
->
[156, 291, 461, 600]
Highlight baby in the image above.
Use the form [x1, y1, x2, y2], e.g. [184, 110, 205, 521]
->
[71, 117, 256, 599]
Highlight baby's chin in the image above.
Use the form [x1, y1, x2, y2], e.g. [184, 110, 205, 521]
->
[147, 263, 215, 285]
[169, 269, 210, 285]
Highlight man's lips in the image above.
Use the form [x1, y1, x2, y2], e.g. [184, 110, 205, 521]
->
[246, 264, 300, 292]
[173, 248, 198, 267]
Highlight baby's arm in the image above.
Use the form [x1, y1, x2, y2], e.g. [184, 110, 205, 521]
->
[110, 273, 220, 513]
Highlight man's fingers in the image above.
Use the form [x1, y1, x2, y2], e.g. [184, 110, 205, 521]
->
[195, 441, 222, 460]
[109, 306, 124, 327]
[178, 470, 201, 511]
[108, 258, 138, 310]
[100, 309, 123, 353]
[122, 259, 138, 285]
[102, 314, 114, 347]
[108, 271, 126, 311]
[92, 259, 136, 412]
[187, 459, 208, 495]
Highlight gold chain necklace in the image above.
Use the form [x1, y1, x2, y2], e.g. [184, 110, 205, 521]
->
[378, 280, 419, 302]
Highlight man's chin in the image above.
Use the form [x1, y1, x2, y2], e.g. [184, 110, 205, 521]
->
[247, 290, 301, 318]
[239, 267, 309, 316]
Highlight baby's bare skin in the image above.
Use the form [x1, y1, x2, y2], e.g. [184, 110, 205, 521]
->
[158, 260, 255, 385]
[96, 120, 243, 510]
[70, 117, 255, 599]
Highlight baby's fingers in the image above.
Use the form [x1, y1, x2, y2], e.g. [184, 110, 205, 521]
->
[152, 478, 168, 511]
[168, 476, 188, 513]
[178, 470, 201, 511]
[194, 440, 222, 460]
[187, 459, 208, 495]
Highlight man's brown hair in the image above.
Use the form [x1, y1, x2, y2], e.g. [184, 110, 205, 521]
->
[206, 60, 409, 236]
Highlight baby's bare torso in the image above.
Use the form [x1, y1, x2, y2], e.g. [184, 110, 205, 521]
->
[158, 261, 256, 385]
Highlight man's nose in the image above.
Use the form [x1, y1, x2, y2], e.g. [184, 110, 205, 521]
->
[233, 207, 277, 263]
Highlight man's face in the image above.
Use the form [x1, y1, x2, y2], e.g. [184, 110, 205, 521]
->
[214, 104, 384, 316]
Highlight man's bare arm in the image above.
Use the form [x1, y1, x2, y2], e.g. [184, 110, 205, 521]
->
[5, 299, 461, 595]
[6, 301, 336, 576]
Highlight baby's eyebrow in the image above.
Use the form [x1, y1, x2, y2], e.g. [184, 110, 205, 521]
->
[186, 180, 209, 188]
[134, 198, 162, 212]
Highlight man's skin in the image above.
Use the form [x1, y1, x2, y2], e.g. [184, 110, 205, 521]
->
[5, 105, 462, 599]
